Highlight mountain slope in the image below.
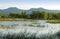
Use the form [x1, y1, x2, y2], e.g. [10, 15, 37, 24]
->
[0, 7, 23, 14]
[28, 8, 60, 13]
[0, 7, 60, 14]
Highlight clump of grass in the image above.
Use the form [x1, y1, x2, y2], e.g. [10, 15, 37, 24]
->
[28, 24, 33, 27]
[47, 20, 60, 23]
[23, 24, 27, 26]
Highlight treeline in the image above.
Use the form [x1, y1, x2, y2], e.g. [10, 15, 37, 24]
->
[0, 10, 60, 20]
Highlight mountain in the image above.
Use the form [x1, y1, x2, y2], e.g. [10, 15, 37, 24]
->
[27, 8, 60, 13]
[0, 7, 24, 14]
[27, 8, 47, 14]
[0, 7, 60, 14]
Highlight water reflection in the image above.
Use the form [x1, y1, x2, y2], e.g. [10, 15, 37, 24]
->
[0, 20, 47, 28]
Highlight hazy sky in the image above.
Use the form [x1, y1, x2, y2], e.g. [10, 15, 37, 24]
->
[0, 0, 60, 10]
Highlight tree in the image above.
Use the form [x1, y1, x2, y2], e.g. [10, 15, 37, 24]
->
[9, 12, 21, 18]
[20, 11, 28, 18]
[31, 10, 45, 19]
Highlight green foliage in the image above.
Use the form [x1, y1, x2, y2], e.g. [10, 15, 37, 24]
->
[30, 10, 44, 19]
[9, 12, 21, 18]
[20, 11, 28, 18]
[0, 10, 60, 20]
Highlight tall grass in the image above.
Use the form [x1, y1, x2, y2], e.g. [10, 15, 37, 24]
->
[0, 28, 60, 39]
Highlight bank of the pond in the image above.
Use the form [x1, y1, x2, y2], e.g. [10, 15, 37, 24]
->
[0, 18, 31, 21]
[0, 18, 40, 21]
[47, 20, 60, 23]
[0, 18, 60, 23]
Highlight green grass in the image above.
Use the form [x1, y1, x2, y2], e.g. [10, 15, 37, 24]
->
[0, 18, 26, 21]
[47, 20, 60, 23]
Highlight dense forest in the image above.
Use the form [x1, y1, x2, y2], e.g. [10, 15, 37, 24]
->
[0, 10, 60, 20]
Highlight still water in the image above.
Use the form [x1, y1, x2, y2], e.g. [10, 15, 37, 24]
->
[0, 20, 47, 27]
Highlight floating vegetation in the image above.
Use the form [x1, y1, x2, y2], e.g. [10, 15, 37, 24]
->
[28, 24, 33, 27]
[47, 20, 60, 23]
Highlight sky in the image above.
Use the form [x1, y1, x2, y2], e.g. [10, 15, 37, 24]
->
[0, 0, 60, 10]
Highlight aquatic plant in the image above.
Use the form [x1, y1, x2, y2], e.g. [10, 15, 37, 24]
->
[0, 28, 59, 39]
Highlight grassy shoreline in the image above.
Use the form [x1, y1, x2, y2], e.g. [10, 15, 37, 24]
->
[47, 20, 60, 23]
[0, 18, 42, 21]
[0, 18, 60, 23]
[0, 18, 28, 21]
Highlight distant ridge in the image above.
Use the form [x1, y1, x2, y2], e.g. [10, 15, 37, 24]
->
[0, 7, 60, 14]
[0, 7, 24, 14]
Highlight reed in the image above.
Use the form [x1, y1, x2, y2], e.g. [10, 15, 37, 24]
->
[0, 29, 59, 39]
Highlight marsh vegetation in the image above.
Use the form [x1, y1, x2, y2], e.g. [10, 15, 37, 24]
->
[0, 20, 60, 39]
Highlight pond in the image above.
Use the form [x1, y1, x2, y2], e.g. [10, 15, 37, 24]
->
[0, 20, 48, 28]
[0, 20, 60, 39]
